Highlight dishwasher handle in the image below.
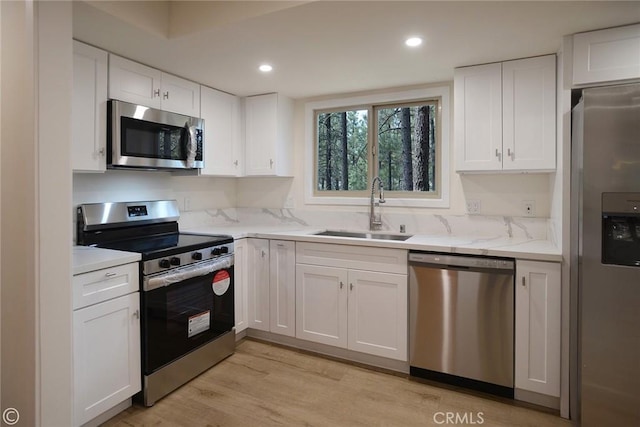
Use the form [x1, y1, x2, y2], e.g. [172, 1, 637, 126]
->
[408, 252, 514, 272]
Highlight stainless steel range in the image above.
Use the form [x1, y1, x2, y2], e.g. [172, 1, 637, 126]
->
[76, 200, 235, 406]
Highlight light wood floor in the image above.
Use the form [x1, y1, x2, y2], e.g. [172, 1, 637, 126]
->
[103, 339, 571, 427]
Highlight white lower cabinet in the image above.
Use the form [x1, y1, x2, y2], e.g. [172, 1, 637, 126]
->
[72, 262, 141, 426]
[295, 243, 408, 361]
[296, 264, 348, 348]
[247, 238, 271, 331]
[347, 270, 407, 359]
[269, 240, 296, 337]
[515, 260, 561, 397]
[234, 239, 249, 333]
[247, 238, 296, 336]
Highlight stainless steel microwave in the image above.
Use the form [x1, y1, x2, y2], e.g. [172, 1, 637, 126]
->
[107, 100, 204, 170]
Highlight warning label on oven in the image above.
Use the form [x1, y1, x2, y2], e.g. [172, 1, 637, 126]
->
[188, 311, 210, 338]
[212, 270, 231, 296]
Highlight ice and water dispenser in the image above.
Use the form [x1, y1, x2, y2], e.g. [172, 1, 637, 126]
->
[602, 193, 640, 267]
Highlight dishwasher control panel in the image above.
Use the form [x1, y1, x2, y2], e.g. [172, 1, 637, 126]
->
[408, 252, 514, 271]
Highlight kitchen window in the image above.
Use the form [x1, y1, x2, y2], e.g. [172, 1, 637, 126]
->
[305, 86, 450, 208]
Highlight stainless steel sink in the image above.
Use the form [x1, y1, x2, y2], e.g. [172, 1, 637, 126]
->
[313, 230, 413, 241]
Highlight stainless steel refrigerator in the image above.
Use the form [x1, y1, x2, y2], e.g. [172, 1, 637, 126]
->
[571, 83, 640, 426]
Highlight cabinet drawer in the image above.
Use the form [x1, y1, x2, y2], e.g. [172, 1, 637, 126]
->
[73, 262, 139, 309]
[296, 242, 407, 274]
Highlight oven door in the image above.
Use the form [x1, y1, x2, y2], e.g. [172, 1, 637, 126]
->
[142, 257, 234, 374]
[108, 99, 203, 170]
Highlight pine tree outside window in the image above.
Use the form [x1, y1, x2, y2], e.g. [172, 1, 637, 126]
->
[314, 99, 441, 199]
[304, 86, 450, 208]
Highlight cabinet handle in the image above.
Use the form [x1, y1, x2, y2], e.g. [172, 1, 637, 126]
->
[133, 309, 139, 319]
[153, 89, 160, 98]
[261, 250, 266, 258]
[104, 272, 117, 278]
[163, 91, 169, 100]
[350, 283, 353, 291]
[98, 147, 105, 156]
[269, 159, 274, 169]
[495, 149, 502, 162]
[340, 281, 344, 289]
[521, 276, 526, 287]
[507, 148, 514, 160]
[234, 160, 239, 166]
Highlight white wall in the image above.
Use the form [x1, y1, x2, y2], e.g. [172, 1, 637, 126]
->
[1, 2, 37, 425]
[73, 172, 237, 232]
[38, 2, 73, 425]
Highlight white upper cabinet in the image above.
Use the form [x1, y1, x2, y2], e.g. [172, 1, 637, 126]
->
[160, 73, 201, 118]
[200, 86, 243, 176]
[455, 55, 556, 173]
[72, 41, 108, 172]
[244, 93, 294, 176]
[502, 56, 556, 171]
[108, 54, 161, 109]
[573, 23, 640, 86]
[109, 54, 200, 117]
[454, 63, 503, 172]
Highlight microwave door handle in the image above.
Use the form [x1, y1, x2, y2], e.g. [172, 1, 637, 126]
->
[184, 121, 197, 168]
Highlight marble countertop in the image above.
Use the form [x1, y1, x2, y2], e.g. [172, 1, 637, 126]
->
[73, 246, 141, 275]
[184, 225, 562, 262]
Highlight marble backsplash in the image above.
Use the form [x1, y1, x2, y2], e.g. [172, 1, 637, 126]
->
[179, 207, 550, 241]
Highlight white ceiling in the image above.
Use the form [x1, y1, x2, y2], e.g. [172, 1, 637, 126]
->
[73, 1, 640, 99]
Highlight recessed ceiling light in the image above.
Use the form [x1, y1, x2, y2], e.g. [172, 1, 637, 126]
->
[405, 37, 423, 47]
[259, 64, 273, 72]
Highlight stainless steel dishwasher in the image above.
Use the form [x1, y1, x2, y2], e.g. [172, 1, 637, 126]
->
[409, 252, 514, 397]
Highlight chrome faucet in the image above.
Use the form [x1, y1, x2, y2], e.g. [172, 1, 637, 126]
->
[370, 176, 385, 230]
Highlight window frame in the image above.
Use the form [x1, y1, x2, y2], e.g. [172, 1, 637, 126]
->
[305, 86, 451, 208]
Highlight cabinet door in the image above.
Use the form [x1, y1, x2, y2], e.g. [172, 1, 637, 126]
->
[160, 73, 201, 117]
[454, 63, 503, 172]
[269, 240, 296, 336]
[296, 264, 348, 348]
[108, 55, 161, 108]
[245, 93, 278, 175]
[200, 86, 243, 176]
[515, 260, 561, 396]
[73, 292, 141, 426]
[502, 55, 556, 171]
[347, 270, 407, 361]
[247, 238, 270, 331]
[573, 24, 640, 85]
[72, 41, 108, 172]
[234, 239, 248, 333]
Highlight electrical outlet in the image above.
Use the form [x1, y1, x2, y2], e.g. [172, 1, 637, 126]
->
[523, 200, 535, 217]
[466, 199, 481, 214]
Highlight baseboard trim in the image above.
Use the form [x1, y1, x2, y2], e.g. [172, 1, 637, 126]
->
[246, 328, 409, 374]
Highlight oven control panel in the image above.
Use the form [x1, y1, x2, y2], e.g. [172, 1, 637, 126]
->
[144, 243, 234, 276]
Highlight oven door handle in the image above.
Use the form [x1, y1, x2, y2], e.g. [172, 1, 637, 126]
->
[143, 255, 233, 292]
